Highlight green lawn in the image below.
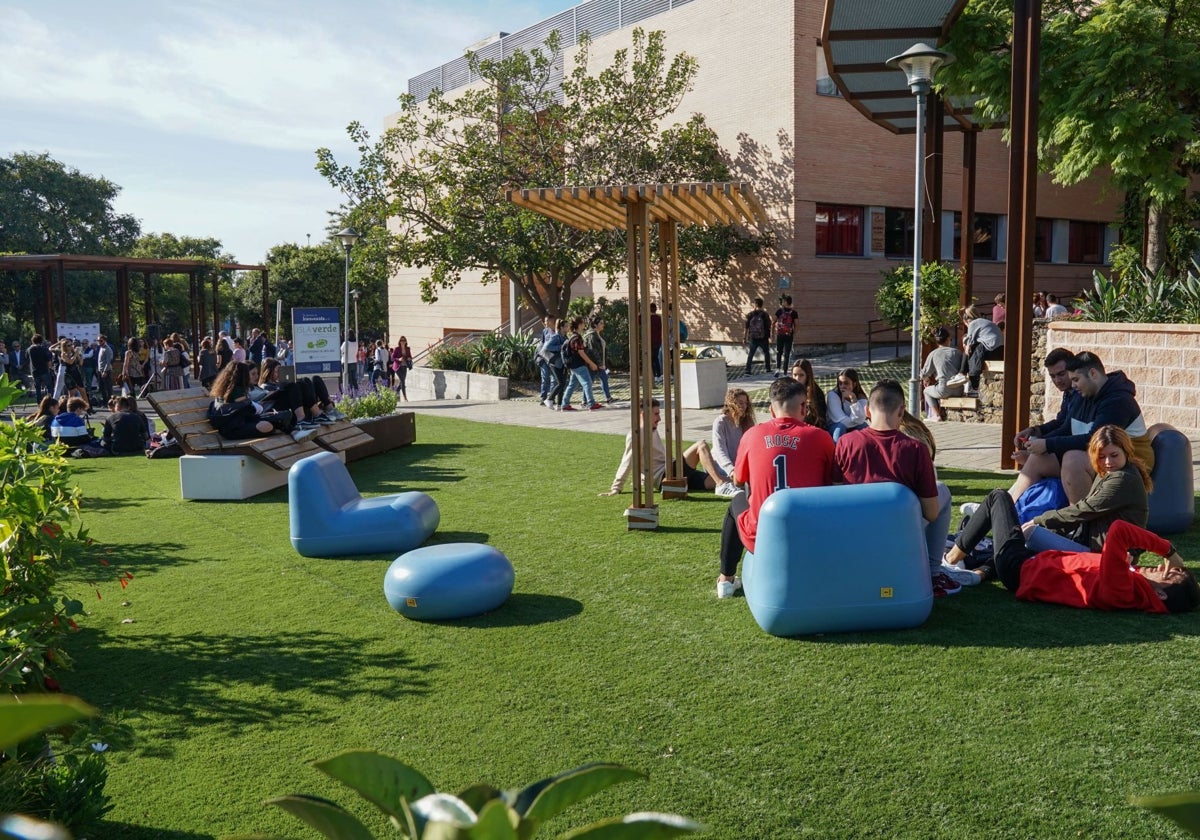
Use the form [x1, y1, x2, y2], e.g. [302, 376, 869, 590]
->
[60, 415, 1200, 839]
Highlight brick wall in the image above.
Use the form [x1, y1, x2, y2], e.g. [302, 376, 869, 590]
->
[1044, 321, 1200, 436]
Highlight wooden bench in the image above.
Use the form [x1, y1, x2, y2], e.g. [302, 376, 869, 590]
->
[146, 387, 375, 499]
[941, 361, 1005, 423]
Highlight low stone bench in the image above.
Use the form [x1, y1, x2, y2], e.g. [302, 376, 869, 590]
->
[942, 361, 1004, 423]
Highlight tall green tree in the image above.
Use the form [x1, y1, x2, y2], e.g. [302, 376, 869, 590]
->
[129, 233, 236, 335]
[943, 0, 1200, 275]
[316, 28, 769, 320]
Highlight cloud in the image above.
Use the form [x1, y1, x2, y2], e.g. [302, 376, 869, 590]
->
[0, 1, 558, 153]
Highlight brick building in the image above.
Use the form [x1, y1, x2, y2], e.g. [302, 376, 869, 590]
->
[387, 0, 1119, 354]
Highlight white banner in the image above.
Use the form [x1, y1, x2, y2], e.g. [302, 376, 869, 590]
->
[56, 322, 100, 343]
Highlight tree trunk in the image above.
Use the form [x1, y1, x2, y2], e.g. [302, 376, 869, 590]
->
[1145, 202, 1167, 276]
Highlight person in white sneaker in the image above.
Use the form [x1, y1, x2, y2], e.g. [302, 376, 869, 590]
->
[716, 377, 834, 598]
[710, 388, 757, 497]
[920, 327, 965, 421]
[953, 305, 1004, 393]
[599, 399, 728, 497]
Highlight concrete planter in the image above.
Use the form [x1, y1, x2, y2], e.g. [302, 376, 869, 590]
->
[408, 367, 509, 401]
[345, 412, 417, 462]
[679, 358, 728, 409]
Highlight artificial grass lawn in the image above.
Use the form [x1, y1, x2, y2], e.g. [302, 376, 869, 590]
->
[61, 415, 1200, 839]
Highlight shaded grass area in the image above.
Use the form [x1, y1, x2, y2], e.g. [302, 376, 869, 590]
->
[60, 416, 1200, 839]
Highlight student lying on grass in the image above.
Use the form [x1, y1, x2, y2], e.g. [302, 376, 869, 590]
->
[945, 488, 1200, 613]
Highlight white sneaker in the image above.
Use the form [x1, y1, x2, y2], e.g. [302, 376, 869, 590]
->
[291, 428, 317, 442]
[716, 577, 743, 599]
[927, 413, 940, 423]
[939, 561, 982, 586]
[715, 482, 740, 497]
[960, 502, 980, 519]
[947, 373, 970, 387]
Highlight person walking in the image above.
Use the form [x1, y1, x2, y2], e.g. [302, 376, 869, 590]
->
[773, 294, 797, 375]
[95, 335, 114, 405]
[743, 298, 771, 375]
[391, 337, 413, 400]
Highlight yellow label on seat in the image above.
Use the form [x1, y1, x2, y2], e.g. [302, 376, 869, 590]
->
[880, 587, 893, 598]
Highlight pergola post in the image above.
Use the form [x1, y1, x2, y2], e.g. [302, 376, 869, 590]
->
[41, 269, 55, 340]
[56, 259, 67, 329]
[626, 196, 659, 527]
[659, 219, 686, 498]
[923, 95, 945, 263]
[117, 267, 131, 341]
[1001, 0, 1041, 468]
[960, 129, 978, 308]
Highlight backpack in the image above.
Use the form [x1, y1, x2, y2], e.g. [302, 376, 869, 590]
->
[748, 311, 769, 340]
[776, 308, 795, 336]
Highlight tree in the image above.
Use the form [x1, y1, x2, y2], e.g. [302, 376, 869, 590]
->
[0, 152, 140, 255]
[942, 0, 1200, 275]
[0, 152, 142, 335]
[129, 233, 236, 335]
[316, 28, 768, 320]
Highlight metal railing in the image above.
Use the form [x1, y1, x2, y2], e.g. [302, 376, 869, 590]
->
[866, 319, 905, 365]
[410, 313, 543, 367]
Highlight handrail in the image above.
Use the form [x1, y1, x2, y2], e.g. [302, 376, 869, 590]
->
[866, 319, 904, 365]
[410, 313, 542, 366]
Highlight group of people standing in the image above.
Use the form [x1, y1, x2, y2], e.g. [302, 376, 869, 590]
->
[536, 315, 614, 412]
[337, 331, 414, 399]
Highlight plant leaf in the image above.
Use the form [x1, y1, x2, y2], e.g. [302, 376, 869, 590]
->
[315, 750, 436, 820]
[268, 794, 378, 840]
[559, 812, 704, 840]
[456, 784, 505, 814]
[1132, 792, 1200, 835]
[516, 763, 644, 822]
[0, 694, 97, 751]
[420, 799, 518, 840]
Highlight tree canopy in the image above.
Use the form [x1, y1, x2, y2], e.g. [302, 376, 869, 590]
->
[942, 0, 1200, 273]
[317, 28, 769, 320]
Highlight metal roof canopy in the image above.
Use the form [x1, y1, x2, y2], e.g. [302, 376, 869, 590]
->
[508, 181, 769, 529]
[820, 0, 975, 134]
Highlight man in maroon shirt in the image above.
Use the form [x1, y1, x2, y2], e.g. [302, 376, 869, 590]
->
[946, 489, 1199, 612]
[716, 377, 834, 598]
[833, 379, 963, 596]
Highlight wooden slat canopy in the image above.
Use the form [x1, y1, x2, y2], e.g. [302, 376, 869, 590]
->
[506, 182, 770, 232]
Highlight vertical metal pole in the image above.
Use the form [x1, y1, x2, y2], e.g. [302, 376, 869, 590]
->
[909, 88, 927, 416]
[343, 244, 352, 394]
[626, 200, 644, 511]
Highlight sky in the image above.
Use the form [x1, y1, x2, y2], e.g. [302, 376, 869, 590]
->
[0, 0, 574, 263]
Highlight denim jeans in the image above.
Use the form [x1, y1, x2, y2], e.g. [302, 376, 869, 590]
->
[594, 367, 612, 401]
[537, 359, 555, 400]
[745, 338, 771, 374]
[925, 482, 952, 576]
[561, 365, 595, 408]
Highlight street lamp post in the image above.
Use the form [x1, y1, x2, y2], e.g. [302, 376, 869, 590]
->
[886, 43, 954, 416]
[337, 227, 360, 394]
[350, 288, 361, 382]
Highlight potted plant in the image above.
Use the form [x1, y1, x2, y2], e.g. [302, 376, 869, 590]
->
[335, 386, 416, 461]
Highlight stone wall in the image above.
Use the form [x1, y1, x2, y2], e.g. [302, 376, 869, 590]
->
[1045, 321, 1200, 436]
[946, 319, 1049, 423]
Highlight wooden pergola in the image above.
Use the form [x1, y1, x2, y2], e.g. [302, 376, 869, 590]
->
[0, 254, 268, 348]
[509, 182, 770, 529]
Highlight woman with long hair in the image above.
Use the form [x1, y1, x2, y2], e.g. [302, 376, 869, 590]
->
[29, 395, 59, 442]
[391, 337, 413, 400]
[208, 361, 314, 442]
[58, 339, 91, 410]
[160, 337, 185, 391]
[1019, 425, 1152, 553]
[826, 367, 867, 441]
[789, 358, 828, 429]
[710, 388, 756, 496]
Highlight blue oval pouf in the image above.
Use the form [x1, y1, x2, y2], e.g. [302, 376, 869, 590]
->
[384, 543, 514, 621]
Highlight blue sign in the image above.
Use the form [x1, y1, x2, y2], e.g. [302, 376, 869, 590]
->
[292, 307, 341, 375]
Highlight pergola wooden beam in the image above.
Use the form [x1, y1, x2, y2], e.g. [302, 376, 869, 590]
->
[508, 181, 770, 530]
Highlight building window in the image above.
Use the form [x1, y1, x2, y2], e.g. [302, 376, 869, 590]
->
[815, 49, 842, 98]
[1034, 218, 1054, 262]
[1068, 221, 1105, 264]
[953, 212, 1000, 261]
[884, 207, 915, 257]
[815, 204, 863, 256]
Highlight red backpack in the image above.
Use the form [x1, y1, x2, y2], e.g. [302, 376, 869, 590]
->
[776, 308, 795, 336]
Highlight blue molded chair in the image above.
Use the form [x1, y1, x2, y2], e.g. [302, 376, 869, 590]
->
[384, 543, 513, 621]
[288, 451, 439, 558]
[742, 482, 933, 636]
[1147, 428, 1194, 535]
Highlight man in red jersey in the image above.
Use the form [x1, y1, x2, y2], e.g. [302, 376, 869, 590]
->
[945, 489, 1199, 613]
[716, 377, 834, 598]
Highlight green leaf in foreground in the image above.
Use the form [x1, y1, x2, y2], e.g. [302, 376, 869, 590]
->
[1132, 792, 1200, 836]
[517, 763, 645, 822]
[315, 750, 435, 821]
[560, 812, 704, 840]
[267, 794, 377, 840]
[0, 694, 97, 751]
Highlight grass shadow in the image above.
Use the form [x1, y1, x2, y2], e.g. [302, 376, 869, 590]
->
[95, 823, 212, 840]
[433, 593, 584, 628]
[71, 628, 436, 756]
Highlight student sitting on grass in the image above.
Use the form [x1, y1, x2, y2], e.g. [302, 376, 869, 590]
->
[51, 397, 106, 457]
[599, 398, 729, 497]
[710, 388, 755, 497]
[102, 395, 150, 455]
[28, 395, 59, 442]
[945, 489, 1199, 613]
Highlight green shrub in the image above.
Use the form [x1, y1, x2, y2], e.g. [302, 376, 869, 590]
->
[1077, 258, 1200, 324]
[239, 751, 701, 840]
[875, 262, 962, 341]
[427, 343, 473, 372]
[335, 386, 399, 420]
[428, 333, 539, 380]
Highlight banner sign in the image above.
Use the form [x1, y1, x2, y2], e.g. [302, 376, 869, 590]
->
[291, 307, 340, 375]
[56, 322, 100, 343]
